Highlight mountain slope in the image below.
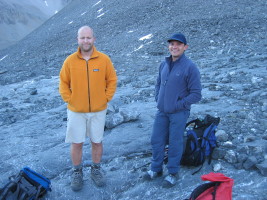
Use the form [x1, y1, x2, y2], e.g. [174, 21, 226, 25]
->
[0, 0, 266, 85]
[0, 0, 72, 50]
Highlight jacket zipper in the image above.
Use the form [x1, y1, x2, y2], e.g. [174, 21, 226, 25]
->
[86, 60, 91, 112]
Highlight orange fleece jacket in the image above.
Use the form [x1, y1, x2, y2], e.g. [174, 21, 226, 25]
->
[59, 47, 117, 113]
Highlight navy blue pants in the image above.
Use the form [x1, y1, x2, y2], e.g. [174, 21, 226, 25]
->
[151, 110, 190, 174]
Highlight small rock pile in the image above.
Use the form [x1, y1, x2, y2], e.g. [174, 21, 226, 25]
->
[213, 129, 267, 176]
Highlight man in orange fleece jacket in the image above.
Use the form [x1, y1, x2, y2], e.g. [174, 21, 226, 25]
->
[59, 26, 117, 191]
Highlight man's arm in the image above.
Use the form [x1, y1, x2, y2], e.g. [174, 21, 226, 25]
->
[176, 65, 202, 110]
[105, 58, 117, 102]
[59, 61, 72, 103]
[155, 63, 164, 102]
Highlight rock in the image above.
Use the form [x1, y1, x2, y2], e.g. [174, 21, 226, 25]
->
[236, 146, 249, 154]
[243, 156, 258, 170]
[107, 104, 119, 114]
[212, 148, 226, 160]
[213, 163, 222, 172]
[105, 109, 140, 129]
[234, 162, 243, 170]
[220, 141, 235, 148]
[23, 98, 31, 103]
[0, 0, 266, 199]
[242, 140, 267, 158]
[30, 89, 38, 95]
[215, 130, 228, 142]
[105, 113, 124, 129]
[120, 109, 140, 122]
[244, 135, 256, 142]
[137, 123, 144, 128]
[224, 150, 237, 164]
[1, 97, 8, 101]
[256, 160, 267, 176]
[0, 70, 7, 74]
[237, 153, 248, 163]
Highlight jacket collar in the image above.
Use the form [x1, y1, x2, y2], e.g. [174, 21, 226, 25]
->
[76, 46, 99, 60]
[165, 53, 185, 64]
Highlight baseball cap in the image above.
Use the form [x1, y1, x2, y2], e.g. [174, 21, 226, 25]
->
[167, 33, 187, 45]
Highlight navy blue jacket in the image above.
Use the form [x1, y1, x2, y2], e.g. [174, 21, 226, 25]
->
[155, 54, 202, 113]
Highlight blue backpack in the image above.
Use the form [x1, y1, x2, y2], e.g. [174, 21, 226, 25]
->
[0, 167, 52, 200]
[180, 115, 220, 174]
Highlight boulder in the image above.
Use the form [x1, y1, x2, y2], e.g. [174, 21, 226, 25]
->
[243, 156, 258, 170]
[256, 160, 267, 176]
[215, 130, 228, 142]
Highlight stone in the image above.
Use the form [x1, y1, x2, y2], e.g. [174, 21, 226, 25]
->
[244, 135, 256, 142]
[212, 148, 226, 160]
[234, 163, 243, 170]
[105, 113, 124, 129]
[215, 130, 228, 142]
[256, 160, 267, 176]
[236, 146, 249, 154]
[30, 89, 38, 95]
[237, 153, 248, 163]
[213, 163, 222, 172]
[220, 141, 235, 148]
[243, 156, 258, 170]
[224, 150, 237, 164]
[119, 109, 140, 122]
[107, 104, 119, 114]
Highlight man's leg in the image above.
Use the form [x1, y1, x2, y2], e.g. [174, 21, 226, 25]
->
[88, 109, 106, 163]
[167, 110, 189, 174]
[143, 111, 169, 181]
[90, 141, 105, 187]
[66, 109, 87, 191]
[71, 143, 83, 165]
[91, 142, 103, 164]
[162, 110, 189, 188]
[151, 111, 169, 173]
[89, 109, 106, 187]
[70, 142, 84, 191]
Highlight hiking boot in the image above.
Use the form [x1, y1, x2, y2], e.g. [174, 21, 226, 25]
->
[143, 170, 163, 181]
[91, 164, 105, 187]
[71, 168, 83, 191]
[162, 173, 178, 188]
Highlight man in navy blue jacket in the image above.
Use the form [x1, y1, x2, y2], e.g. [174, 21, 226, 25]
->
[144, 33, 202, 188]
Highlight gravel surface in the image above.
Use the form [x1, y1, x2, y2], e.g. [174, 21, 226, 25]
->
[0, 0, 266, 199]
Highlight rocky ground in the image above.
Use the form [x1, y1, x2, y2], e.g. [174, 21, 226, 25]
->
[0, 0, 266, 199]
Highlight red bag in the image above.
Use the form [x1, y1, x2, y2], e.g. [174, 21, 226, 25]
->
[187, 172, 234, 200]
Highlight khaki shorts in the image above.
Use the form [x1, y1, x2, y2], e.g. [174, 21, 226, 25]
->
[65, 109, 107, 143]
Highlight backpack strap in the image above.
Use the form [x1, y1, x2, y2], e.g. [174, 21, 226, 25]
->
[0, 181, 17, 199]
[0, 174, 23, 200]
[186, 181, 221, 200]
[204, 115, 220, 126]
[212, 182, 220, 200]
[18, 188, 29, 200]
[185, 119, 199, 128]
[34, 184, 43, 199]
[202, 124, 216, 143]
[191, 148, 206, 175]
[201, 123, 218, 164]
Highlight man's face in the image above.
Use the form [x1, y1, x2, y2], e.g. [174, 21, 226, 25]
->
[77, 28, 95, 52]
[168, 40, 188, 60]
